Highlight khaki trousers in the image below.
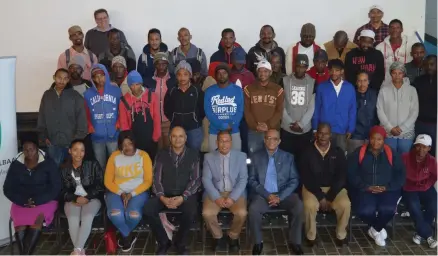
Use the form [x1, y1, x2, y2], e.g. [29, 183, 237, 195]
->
[202, 192, 247, 239]
[158, 121, 171, 149]
[302, 186, 351, 240]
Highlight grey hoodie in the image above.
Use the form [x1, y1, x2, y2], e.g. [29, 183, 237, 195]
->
[281, 74, 315, 134]
[377, 77, 419, 139]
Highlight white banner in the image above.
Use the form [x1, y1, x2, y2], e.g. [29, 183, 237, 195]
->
[0, 57, 17, 246]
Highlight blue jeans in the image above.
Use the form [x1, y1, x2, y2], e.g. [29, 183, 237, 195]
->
[105, 191, 148, 237]
[186, 127, 203, 151]
[248, 130, 265, 158]
[47, 145, 69, 167]
[403, 187, 437, 238]
[353, 190, 401, 232]
[92, 141, 118, 170]
[415, 121, 437, 156]
[385, 138, 413, 154]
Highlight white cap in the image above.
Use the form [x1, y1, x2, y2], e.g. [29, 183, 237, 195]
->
[359, 29, 376, 40]
[257, 60, 272, 71]
[369, 5, 383, 12]
[414, 134, 433, 147]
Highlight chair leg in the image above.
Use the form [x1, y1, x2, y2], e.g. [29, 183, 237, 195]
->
[391, 216, 396, 238]
[9, 218, 14, 255]
[349, 217, 353, 243]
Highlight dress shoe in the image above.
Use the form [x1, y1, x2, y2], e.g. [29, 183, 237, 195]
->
[305, 238, 316, 247]
[228, 237, 240, 253]
[155, 239, 171, 255]
[289, 244, 304, 255]
[212, 237, 226, 252]
[335, 237, 348, 247]
[252, 243, 263, 255]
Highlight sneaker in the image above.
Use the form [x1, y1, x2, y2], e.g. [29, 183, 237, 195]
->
[368, 227, 386, 247]
[380, 228, 388, 240]
[122, 236, 137, 252]
[412, 233, 422, 245]
[427, 237, 437, 248]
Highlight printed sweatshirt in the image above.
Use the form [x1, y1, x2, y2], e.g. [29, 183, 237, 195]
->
[344, 48, 385, 91]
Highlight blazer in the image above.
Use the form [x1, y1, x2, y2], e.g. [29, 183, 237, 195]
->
[202, 150, 248, 201]
[248, 148, 299, 201]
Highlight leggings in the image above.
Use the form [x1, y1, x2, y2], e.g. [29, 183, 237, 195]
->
[64, 199, 101, 249]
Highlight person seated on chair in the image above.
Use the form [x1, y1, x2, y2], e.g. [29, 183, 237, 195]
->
[300, 123, 350, 247]
[202, 130, 248, 253]
[143, 126, 201, 255]
[60, 139, 104, 255]
[402, 134, 437, 249]
[248, 129, 303, 255]
[347, 125, 406, 247]
[104, 131, 153, 253]
[3, 132, 61, 255]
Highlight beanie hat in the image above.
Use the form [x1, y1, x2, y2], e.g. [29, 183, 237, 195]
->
[301, 23, 316, 37]
[369, 125, 387, 139]
[389, 61, 407, 74]
[313, 49, 328, 61]
[175, 60, 192, 75]
[127, 70, 143, 87]
[153, 52, 169, 64]
[20, 132, 39, 148]
[215, 63, 231, 75]
[112, 56, 127, 68]
[187, 59, 201, 74]
[68, 55, 85, 69]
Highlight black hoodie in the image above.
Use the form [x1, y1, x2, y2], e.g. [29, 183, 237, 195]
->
[137, 42, 175, 81]
[344, 48, 385, 91]
[413, 74, 437, 123]
[246, 40, 286, 75]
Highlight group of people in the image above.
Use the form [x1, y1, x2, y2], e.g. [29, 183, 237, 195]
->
[3, 4, 437, 256]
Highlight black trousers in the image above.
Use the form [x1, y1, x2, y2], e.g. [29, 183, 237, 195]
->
[143, 194, 199, 246]
[279, 129, 312, 161]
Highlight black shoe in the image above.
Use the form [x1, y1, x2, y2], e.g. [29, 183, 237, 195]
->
[212, 237, 226, 252]
[335, 237, 348, 247]
[122, 235, 137, 252]
[156, 239, 172, 255]
[252, 243, 263, 255]
[289, 244, 304, 255]
[14, 229, 27, 254]
[24, 228, 41, 255]
[228, 237, 240, 253]
[305, 238, 316, 247]
[175, 244, 189, 255]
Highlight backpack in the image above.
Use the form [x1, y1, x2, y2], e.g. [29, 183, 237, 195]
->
[172, 47, 203, 65]
[65, 48, 94, 67]
[120, 90, 152, 112]
[358, 144, 393, 166]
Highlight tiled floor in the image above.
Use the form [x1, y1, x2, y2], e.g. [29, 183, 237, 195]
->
[1, 215, 436, 255]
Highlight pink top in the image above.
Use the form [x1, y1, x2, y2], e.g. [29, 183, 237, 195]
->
[57, 47, 97, 80]
[154, 74, 170, 122]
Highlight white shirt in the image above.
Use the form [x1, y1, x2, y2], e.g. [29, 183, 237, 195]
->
[298, 44, 315, 70]
[331, 80, 343, 97]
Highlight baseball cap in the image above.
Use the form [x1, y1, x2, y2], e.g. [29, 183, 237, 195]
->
[359, 30, 376, 40]
[257, 60, 272, 71]
[314, 49, 328, 61]
[68, 25, 82, 36]
[414, 134, 432, 147]
[369, 5, 383, 12]
[295, 54, 309, 66]
[231, 48, 246, 64]
[153, 52, 169, 64]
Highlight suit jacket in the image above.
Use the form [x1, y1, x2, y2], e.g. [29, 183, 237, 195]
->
[202, 150, 248, 201]
[248, 148, 299, 201]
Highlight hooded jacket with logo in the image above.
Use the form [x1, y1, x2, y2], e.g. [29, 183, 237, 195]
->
[84, 64, 122, 142]
[246, 41, 286, 75]
[344, 48, 385, 91]
[137, 43, 175, 81]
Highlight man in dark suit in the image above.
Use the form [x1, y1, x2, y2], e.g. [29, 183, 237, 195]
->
[202, 131, 248, 253]
[248, 129, 303, 255]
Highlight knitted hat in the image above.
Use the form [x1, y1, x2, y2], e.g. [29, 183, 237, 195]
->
[68, 25, 82, 36]
[215, 63, 231, 75]
[301, 23, 316, 37]
[328, 59, 344, 69]
[175, 60, 192, 75]
[68, 55, 85, 69]
[127, 71, 143, 87]
[112, 56, 127, 68]
[313, 49, 328, 61]
[369, 126, 387, 139]
[187, 59, 201, 74]
[389, 61, 407, 74]
[153, 52, 169, 64]
[231, 47, 246, 64]
[295, 54, 309, 66]
[20, 132, 39, 147]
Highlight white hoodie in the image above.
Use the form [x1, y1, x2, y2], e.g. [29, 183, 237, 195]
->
[376, 77, 419, 139]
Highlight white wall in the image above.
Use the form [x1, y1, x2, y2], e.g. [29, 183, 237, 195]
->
[426, 0, 437, 38]
[0, 0, 425, 112]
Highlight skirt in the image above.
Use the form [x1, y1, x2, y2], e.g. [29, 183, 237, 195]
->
[10, 200, 58, 227]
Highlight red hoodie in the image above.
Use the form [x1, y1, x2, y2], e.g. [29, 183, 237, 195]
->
[229, 68, 255, 89]
[402, 151, 437, 192]
[307, 66, 330, 86]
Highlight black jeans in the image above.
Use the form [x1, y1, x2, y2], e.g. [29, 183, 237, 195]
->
[143, 194, 199, 246]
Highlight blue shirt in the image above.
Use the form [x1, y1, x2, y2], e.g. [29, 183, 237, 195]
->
[264, 149, 278, 193]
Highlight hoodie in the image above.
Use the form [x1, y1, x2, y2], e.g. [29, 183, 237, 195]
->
[344, 48, 385, 91]
[413, 74, 437, 123]
[352, 89, 378, 140]
[402, 151, 437, 192]
[307, 66, 330, 86]
[282, 74, 315, 134]
[209, 41, 244, 77]
[246, 41, 286, 75]
[84, 64, 122, 142]
[172, 44, 208, 76]
[37, 84, 88, 147]
[229, 67, 255, 89]
[377, 77, 419, 139]
[137, 43, 175, 81]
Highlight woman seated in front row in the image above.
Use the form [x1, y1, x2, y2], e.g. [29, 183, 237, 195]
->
[60, 139, 104, 255]
[3, 132, 61, 255]
[347, 126, 406, 247]
[104, 130, 153, 253]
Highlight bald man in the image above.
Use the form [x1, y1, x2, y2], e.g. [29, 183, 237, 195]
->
[171, 27, 208, 76]
[324, 31, 357, 63]
[143, 126, 201, 254]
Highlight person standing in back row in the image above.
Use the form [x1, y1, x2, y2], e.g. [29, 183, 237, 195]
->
[405, 43, 426, 83]
[353, 5, 389, 46]
[98, 28, 136, 72]
[307, 49, 330, 86]
[323, 31, 357, 63]
[172, 28, 208, 76]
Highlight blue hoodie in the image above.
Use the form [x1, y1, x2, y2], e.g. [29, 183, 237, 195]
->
[204, 83, 244, 134]
[137, 43, 174, 82]
[84, 64, 122, 142]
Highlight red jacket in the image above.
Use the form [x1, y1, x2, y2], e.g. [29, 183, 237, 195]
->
[229, 68, 255, 89]
[291, 42, 321, 71]
[402, 151, 437, 192]
[307, 66, 330, 86]
[119, 89, 161, 142]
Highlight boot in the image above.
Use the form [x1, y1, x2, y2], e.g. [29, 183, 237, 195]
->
[14, 228, 27, 254]
[24, 228, 41, 255]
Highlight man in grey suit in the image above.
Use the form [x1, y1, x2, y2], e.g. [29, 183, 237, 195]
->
[202, 131, 249, 253]
[248, 129, 304, 255]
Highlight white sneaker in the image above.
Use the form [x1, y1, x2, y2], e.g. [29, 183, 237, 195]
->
[412, 233, 422, 245]
[380, 228, 388, 240]
[368, 227, 386, 246]
[427, 237, 437, 248]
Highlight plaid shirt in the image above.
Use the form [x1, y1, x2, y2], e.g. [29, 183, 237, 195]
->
[353, 22, 389, 46]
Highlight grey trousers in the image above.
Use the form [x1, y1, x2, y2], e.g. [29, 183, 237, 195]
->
[331, 133, 347, 153]
[347, 139, 365, 154]
[208, 133, 242, 152]
[64, 199, 101, 249]
[248, 193, 303, 244]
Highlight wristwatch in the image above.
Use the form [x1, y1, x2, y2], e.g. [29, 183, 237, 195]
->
[182, 195, 188, 201]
